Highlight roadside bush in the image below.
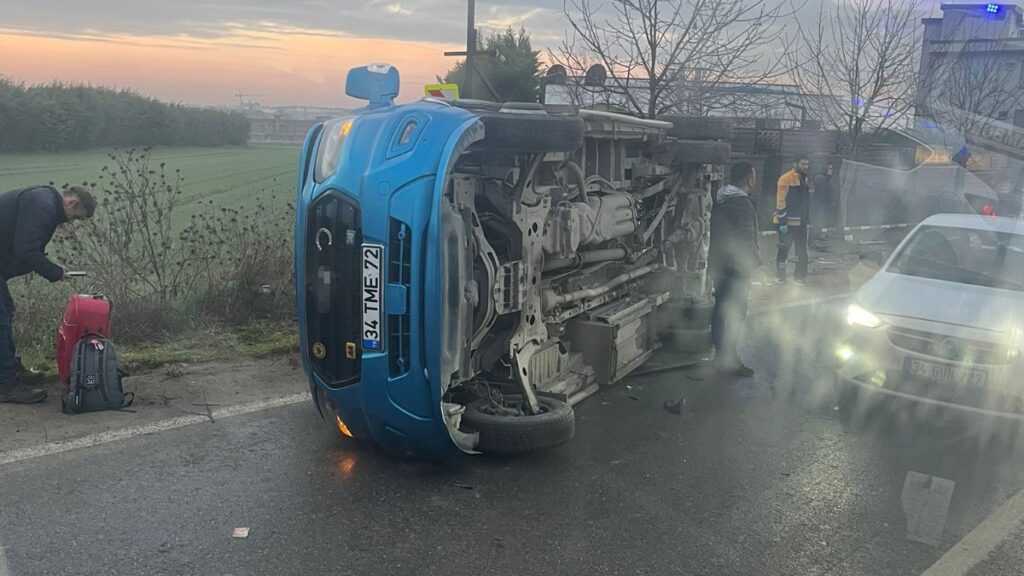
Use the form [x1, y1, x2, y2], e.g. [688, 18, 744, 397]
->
[0, 79, 249, 152]
[17, 148, 297, 345]
[189, 194, 295, 324]
[60, 148, 218, 306]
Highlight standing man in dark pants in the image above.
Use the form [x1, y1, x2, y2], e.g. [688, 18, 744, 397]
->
[775, 155, 811, 285]
[709, 162, 761, 377]
[0, 185, 96, 403]
[812, 163, 836, 229]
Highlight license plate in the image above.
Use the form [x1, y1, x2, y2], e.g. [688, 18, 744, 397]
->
[361, 244, 383, 351]
[906, 358, 988, 388]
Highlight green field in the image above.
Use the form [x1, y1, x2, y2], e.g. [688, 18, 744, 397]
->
[1, 145, 303, 371]
[0, 145, 301, 219]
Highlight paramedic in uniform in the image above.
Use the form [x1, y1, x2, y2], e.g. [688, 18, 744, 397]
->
[774, 155, 811, 285]
[0, 185, 96, 403]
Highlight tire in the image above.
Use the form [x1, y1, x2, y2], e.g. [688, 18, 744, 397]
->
[662, 327, 713, 354]
[669, 139, 732, 165]
[462, 395, 575, 453]
[660, 115, 734, 140]
[477, 112, 584, 153]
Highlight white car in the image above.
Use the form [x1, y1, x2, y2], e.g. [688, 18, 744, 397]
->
[836, 214, 1024, 422]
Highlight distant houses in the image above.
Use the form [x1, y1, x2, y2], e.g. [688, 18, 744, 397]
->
[238, 105, 349, 144]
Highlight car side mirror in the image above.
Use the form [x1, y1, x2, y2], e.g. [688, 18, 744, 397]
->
[346, 64, 400, 108]
[860, 250, 886, 270]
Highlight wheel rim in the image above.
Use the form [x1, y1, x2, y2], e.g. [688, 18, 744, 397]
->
[478, 399, 551, 418]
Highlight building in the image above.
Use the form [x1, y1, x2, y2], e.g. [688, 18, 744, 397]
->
[242, 106, 350, 144]
[916, 3, 1024, 197]
[918, 4, 1024, 137]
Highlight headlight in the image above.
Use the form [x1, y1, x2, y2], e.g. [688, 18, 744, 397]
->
[836, 345, 854, 363]
[314, 117, 355, 182]
[847, 303, 882, 328]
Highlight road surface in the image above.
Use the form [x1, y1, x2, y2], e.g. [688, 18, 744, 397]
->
[3, 300, 1024, 576]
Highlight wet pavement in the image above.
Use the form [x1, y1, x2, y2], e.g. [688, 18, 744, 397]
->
[3, 300, 1024, 575]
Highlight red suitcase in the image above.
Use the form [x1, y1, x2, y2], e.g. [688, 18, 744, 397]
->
[56, 294, 111, 387]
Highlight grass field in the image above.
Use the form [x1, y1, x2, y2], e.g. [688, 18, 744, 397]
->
[1, 145, 302, 373]
[0, 145, 301, 221]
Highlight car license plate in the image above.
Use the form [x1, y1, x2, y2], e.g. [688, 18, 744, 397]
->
[906, 358, 987, 388]
[362, 244, 383, 351]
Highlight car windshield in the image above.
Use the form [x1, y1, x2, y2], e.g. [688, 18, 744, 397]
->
[888, 225, 1024, 292]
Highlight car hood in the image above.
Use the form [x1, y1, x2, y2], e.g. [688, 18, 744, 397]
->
[857, 271, 1024, 333]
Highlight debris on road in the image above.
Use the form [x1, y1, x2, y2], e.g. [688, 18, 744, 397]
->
[232, 527, 250, 539]
[901, 471, 955, 547]
[450, 482, 474, 491]
[662, 398, 685, 415]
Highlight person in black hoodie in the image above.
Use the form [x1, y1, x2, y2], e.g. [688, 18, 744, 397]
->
[709, 162, 761, 377]
[0, 185, 96, 403]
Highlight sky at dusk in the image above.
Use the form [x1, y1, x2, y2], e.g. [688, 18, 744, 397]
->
[0, 0, 561, 108]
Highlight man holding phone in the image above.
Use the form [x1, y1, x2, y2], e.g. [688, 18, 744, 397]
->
[0, 185, 96, 403]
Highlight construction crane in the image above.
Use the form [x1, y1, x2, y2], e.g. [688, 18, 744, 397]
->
[235, 92, 263, 107]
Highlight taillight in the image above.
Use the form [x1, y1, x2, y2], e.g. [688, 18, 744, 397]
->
[982, 204, 996, 217]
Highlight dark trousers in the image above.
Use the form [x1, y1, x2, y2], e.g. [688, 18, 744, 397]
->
[776, 225, 809, 281]
[711, 274, 751, 367]
[0, 279, 15, 384]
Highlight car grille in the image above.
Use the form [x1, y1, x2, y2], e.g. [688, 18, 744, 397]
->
[304, 191, 362, 387]
[388, 219, 411, 377]
[887, 326, 1015, 366]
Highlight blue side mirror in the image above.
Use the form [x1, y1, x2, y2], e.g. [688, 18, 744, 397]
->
[346, 64, 400, 108]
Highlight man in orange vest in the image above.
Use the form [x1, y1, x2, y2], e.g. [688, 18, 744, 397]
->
[774, 155, 811, 285]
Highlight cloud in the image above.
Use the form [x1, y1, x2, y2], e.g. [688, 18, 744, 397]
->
[0, 24, 460, 107]
[0, 0, 560, 45]
[480, 7, 547, 30]
[386, 3, 413, 16]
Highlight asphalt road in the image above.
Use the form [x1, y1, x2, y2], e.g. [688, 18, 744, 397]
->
[3, 300, 1024, 576]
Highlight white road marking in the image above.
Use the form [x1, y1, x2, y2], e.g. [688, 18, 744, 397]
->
[921, 485, 1024, 576]
[0, 392, 311, 467]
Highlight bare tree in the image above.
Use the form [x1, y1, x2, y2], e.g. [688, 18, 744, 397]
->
[788, 0, 922, 159]
[919, 42, 1024, 138]
[552, 0, 794, 119]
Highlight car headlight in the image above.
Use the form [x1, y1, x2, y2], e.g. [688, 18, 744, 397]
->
[314, 117, 355, 182]
[847, 303, 882, 328]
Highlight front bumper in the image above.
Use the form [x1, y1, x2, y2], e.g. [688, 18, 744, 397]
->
[309, 372, 461, 459]
[835, 324, 1024, 421]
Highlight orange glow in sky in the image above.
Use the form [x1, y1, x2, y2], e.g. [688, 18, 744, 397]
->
[0, 25, 460, 107]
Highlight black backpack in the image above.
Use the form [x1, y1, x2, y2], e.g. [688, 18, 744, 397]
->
[62, 336, 134, 414]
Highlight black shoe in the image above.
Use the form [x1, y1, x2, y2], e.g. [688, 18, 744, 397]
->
[0, 381, 47, 404]
[717, 363, 755, 378]
[775, 276, 788, 285]
[15, 358, 47, 386]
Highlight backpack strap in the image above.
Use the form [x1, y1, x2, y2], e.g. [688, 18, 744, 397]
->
[93, 338, 112, 405]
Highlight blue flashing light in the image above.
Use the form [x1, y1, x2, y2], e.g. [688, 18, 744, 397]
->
[986, 4, 1000, 14]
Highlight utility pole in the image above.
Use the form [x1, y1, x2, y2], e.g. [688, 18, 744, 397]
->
[444, 0, 496, 100]
[465, 0, 476, 99]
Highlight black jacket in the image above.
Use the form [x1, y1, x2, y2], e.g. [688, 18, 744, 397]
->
[0, 186, 67, 282]
[709, 187, 762, 279]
